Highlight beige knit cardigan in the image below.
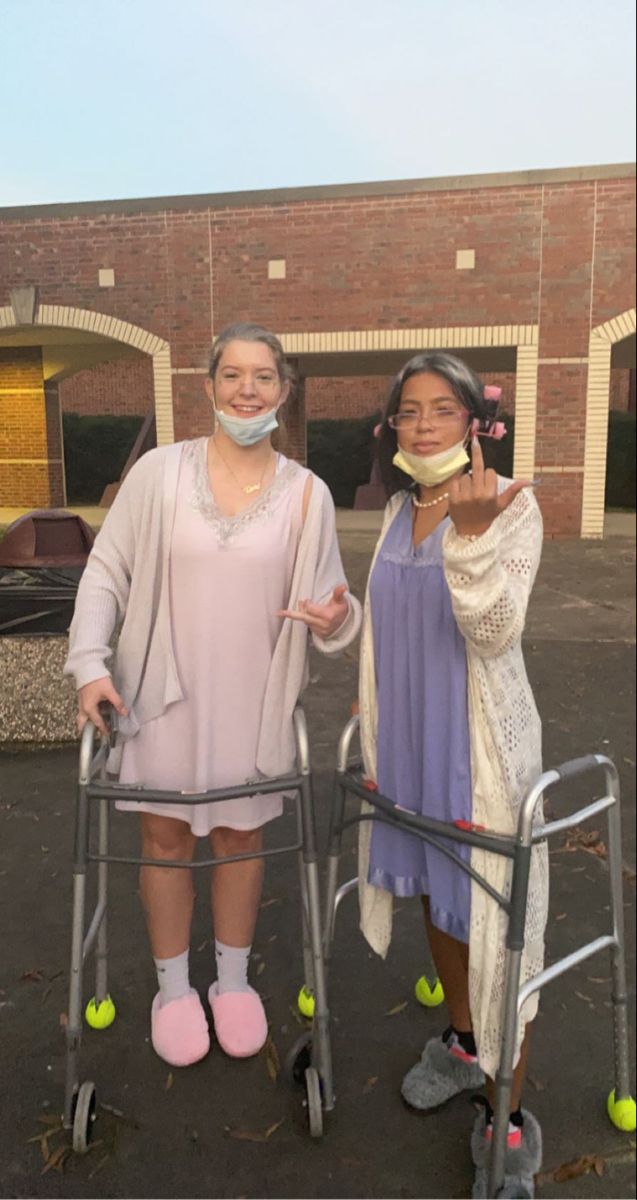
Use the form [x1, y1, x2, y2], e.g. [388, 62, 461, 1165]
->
[357, 483, 549, 1076]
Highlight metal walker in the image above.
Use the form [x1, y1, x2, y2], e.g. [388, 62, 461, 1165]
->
[325, 713, 636, 1199]
[63, 706, 333, 1151]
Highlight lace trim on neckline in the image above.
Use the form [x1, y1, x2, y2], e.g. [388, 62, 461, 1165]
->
[186, 438, 299, 543]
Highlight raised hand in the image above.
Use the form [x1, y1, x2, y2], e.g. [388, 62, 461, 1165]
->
[278, 584, 349, 640]
[448, 438, 532, 538]
[77, 675, 128, 737]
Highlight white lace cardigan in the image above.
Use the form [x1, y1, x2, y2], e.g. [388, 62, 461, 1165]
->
[357, 482, 549, 1076]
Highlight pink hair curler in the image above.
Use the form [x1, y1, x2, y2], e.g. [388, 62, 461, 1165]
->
[471, 417, 507, 441]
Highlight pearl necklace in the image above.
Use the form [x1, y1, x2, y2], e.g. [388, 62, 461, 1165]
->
[412, 490, 449, 510]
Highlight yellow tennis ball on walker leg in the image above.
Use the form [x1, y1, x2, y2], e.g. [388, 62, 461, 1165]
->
[415, 975, 445, 1007]
[607, 1090, 636, 1132]
[85, 995, 116, 1029]
[297, 986, 315, 1019]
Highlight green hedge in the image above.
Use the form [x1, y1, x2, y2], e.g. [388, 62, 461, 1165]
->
[63, 414, 144, 503]
[605, 411, 636, 509]
[307, 412, 381, 508]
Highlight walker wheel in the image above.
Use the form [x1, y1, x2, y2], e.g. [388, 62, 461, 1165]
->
[85, 995, 116, 1029]
[297, 985, 315, 1019]
[415, 974, 445, 1008]
[607, 1089, 636, 1132]
[72, 1081, 97, 1154]
[305, 1066, 323, 1138]
[285, 1032, 312, 1085]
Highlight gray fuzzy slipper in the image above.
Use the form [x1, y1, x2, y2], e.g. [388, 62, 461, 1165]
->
[401, 1034, 485, 1111]
[471, 1108, 542, 1199]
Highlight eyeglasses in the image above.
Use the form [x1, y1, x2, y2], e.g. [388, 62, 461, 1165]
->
[387, 408, 466, 430]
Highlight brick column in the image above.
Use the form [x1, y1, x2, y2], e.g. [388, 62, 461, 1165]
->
[534, 363, 587, 536]
[284, 362, 306, 464]
[0, 347, 62, 507]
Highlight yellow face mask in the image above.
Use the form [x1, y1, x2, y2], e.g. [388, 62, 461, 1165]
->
[393, 438, 470, 487]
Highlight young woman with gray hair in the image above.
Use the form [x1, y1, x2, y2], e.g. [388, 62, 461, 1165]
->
[357, 352, 548, 1197]
[65, 322, 361, 1069]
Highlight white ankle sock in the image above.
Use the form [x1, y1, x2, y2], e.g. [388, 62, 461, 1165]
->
[214, 940, 251, 994]
[154, 949, 191, 1006]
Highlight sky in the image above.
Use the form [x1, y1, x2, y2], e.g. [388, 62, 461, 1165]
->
[0, 0, 635, 207]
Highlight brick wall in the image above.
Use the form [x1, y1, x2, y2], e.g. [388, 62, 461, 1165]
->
[60, 355, 154, 416]
[0, 347, 61, 506]
[1, 168, 634, 531]
[306, 370, 518, 420]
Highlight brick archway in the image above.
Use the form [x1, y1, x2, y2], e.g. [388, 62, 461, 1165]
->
[0, 299, 174, 507]
[581, 307, 636, 537]
[0, 301, 174, 444]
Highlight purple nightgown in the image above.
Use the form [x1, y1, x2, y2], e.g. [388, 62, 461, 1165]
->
[368, 497, 472, 942]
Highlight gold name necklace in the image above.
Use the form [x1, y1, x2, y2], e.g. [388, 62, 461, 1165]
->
[212, 438, 273, 495]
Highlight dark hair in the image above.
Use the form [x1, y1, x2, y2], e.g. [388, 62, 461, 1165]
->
[376, 352, 489, 497]
[208, 321, 295, 451]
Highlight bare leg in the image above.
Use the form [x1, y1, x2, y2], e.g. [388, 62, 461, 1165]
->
[487, 1027, 532, 1112]
[423, 897, 532, 1109]
[209, 826, 264, 946]
[422, 896, 472, 1031]
[140, 813, 197, 958]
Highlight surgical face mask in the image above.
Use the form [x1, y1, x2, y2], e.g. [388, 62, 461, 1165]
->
[393, 437, 470, 487]
[214, 403, 279, 447]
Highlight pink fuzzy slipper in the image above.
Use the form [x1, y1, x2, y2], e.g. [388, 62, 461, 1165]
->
[151, 989, 210, 1067]
[208, 983, 268, 1058]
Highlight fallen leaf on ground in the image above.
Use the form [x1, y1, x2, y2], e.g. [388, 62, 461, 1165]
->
[88, 1153, 111, 1180]
[37, 1114, 63, 1128]
[165, 1072, 174, 1091]
[265, 1036, 280, 1082]
[363, 1075, 378, 1094]
[555, 912, 567, 921]
[260, 898, 281, 909]
[20, 968, 44, 983]
[257, 961, 266, 976]
[196, 940, 208, 953]
[59, 1012, 68, 1028]
[551, 1153, 606, 1183]
[41, 1144, 71, 1175]
[587, 976, 610, 984]
[527, 1075, 546, 1093]
[98, 1102, 140, 1128]
[385, 1001, 408, 1016]
[575, 991, 593, 1003]
[225, 1117, 284, 1142]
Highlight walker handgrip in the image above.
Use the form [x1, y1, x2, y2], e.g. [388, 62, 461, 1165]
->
[554, 754, 601, 781]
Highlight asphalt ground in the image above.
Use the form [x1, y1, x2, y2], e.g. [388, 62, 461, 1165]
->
[0, 532, 635, 1199]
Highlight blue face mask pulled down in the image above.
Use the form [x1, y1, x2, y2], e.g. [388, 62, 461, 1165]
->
[214, 404, 279, 447]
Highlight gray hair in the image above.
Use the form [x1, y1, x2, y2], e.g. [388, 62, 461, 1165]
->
[208, 322, 295, 391]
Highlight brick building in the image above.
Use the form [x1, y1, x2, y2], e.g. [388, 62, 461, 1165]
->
[0, 162, 634, 535]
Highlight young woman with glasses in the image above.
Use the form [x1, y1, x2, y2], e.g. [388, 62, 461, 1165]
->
[357, 352, 547, 1196]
